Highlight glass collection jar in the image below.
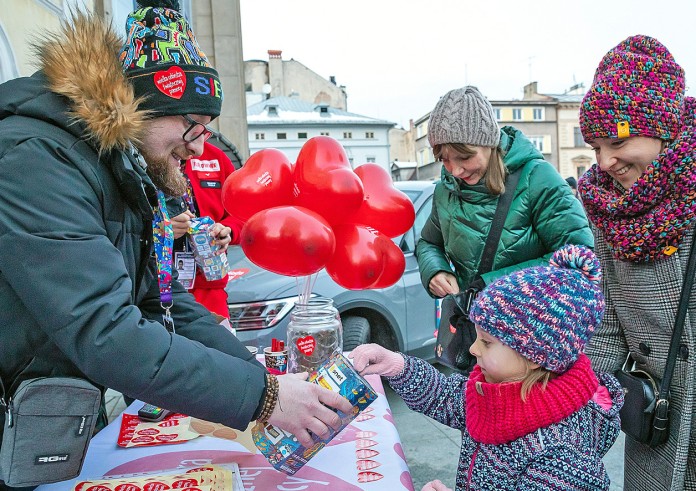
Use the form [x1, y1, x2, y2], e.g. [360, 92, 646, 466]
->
[286, 298, 343, 374]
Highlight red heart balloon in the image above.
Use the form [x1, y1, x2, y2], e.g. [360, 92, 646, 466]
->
[350, 164, 415, 238]
[294, 137, 364, 225]
[222, 149, 294, 222]
[369, 236, 406, 289]
[326, 224, 385, 290]
[240, 206, 335, 276]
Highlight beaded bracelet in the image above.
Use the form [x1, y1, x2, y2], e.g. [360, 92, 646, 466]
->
[257, 373, 279, 422]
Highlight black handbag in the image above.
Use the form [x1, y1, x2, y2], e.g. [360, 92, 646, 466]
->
[435, 168, 522, 372]
[614, 232, 696, 448]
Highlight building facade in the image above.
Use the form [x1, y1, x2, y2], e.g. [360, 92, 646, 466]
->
[406, 82, 593, 182]
[247, 96, 394, 172]
[245, 50, 347, 111]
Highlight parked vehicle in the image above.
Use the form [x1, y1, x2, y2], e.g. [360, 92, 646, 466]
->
[225, 180, 438, 361]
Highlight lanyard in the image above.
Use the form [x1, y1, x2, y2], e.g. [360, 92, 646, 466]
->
[153, 190, 175, 332]
[180, 163, 198, 216]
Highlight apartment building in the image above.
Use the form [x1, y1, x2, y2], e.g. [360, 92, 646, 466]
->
[247, 96, 394, 173]
[407, 82, 593, 181]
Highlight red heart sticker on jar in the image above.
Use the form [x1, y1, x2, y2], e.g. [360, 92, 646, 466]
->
[296, 336, 316, 356]
[154, 66, 186, 99]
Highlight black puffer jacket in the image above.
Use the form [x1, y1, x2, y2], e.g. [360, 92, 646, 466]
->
[0, 14, 266, 439]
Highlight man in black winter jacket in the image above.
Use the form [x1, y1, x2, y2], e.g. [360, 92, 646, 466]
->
[0, 4, 350, 488]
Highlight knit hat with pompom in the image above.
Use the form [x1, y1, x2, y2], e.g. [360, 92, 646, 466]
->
[469, 245, 604, 373]
[119, 0, 222, 118]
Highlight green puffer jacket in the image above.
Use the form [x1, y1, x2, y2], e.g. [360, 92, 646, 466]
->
[416, 126, 593, 294]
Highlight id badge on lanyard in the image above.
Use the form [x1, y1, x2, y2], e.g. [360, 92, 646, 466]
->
[175, 251, 196, 290]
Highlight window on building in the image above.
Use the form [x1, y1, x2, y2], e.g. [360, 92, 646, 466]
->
[573, 127, 584, 147]
[576, 166, 587, 179]
[494, 108, 501, 121]
[416, 123, 426, 139]
[267, 106, 278, 116]
[298, 132, 308, 139]
[255, 133, 265, 140]
[277, 133, 287, 140]
[512, 108, 522, 121]
[343, 132, 352, 139]
[366, 157, 376, 163]
[529, 136, 544, 153]
[365, 132, 375, 139]
[320, 131, 330, 136]
[533, 108, 543, 120]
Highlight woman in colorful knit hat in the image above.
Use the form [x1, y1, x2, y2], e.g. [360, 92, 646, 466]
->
[352, 245, 623, 491]
[578, 35, 696, 491]
[418, 85, 593, 372]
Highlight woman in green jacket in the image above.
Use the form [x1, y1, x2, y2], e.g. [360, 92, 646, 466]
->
[417, 86, 593, 315]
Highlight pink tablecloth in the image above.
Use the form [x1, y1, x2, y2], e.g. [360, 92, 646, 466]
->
[36, 374, 414, 491]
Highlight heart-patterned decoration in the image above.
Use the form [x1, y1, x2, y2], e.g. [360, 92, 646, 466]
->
[154, 66, 186, 99]
[296, 336, 316, 356]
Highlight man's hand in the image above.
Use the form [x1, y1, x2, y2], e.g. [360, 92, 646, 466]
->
[171, 210, 195, 239]
[267, 372, 354, 448]
[349, 343, 404, 377]
[428, 272, 459, 297]
[210, 222, 232, 253]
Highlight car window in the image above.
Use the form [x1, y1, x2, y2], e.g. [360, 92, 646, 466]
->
[401, 194, 433, 253]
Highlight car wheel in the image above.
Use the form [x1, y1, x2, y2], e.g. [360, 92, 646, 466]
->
[342, 316, 370, 351]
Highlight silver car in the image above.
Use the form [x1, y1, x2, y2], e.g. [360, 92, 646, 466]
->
[225, 180, 438, 360]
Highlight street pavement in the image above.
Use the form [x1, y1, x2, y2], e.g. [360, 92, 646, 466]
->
[105, 365, 626, 491]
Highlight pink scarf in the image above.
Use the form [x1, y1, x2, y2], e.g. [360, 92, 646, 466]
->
[465, 354, 598, 445]
[579, 97, 696, 263]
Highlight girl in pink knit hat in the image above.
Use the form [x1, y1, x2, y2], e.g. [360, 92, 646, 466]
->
[351, 245, 623, 491]
[578, 35, 696, 491]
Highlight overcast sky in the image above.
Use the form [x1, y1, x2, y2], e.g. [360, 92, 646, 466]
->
[239, 0, 696, 129]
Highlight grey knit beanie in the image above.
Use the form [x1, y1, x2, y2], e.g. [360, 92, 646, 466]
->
[428, 86, 500, 148]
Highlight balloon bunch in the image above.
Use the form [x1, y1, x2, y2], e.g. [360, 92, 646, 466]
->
[221, 136, 416, 290]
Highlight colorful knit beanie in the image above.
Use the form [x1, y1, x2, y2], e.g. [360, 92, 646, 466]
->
[428, 86, 500, 148]
[469, 245, 604, 373]
[119, 0, 222, 118]
[580, 35, 684, 142]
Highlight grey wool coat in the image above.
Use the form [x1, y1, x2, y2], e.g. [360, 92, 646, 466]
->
[586, 224, 696, 491]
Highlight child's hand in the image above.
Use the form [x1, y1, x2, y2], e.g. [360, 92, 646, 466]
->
[349, 343, 404, 377]
[421, 480, 452, 491]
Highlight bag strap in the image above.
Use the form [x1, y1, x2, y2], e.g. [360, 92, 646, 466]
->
[477, 167, 523, 275]
[657, 229, 696, 403]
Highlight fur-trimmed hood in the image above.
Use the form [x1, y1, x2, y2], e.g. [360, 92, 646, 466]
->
[1, 11, 148, 152]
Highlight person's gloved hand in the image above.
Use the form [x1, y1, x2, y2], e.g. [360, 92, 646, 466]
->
[267, 372, 354, 448]
[349, 343, 404, 377]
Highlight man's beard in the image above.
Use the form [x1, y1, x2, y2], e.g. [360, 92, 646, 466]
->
[141, 149, 188, 197]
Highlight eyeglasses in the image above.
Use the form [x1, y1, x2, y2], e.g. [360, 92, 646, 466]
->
[181, 114, 214, 143]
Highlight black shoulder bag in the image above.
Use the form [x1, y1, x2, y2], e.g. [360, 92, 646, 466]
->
[435, 168, 522, 372]
[614, 232, 696, 448]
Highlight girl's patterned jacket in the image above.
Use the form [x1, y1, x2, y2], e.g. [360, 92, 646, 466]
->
[387, 355, 623, 490]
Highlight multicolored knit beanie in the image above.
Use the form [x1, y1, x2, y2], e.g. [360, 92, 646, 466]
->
[119, 0, 222, 118]
[469, 245, 604, 373]
[580, 35, 684, 142]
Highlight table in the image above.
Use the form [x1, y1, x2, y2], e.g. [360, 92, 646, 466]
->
[37, 374, 414, 491]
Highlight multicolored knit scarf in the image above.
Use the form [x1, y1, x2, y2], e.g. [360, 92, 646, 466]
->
[579, 97, 696, 263]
